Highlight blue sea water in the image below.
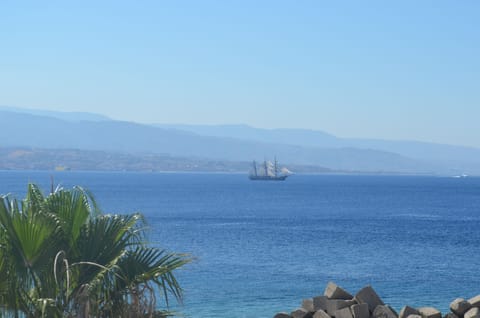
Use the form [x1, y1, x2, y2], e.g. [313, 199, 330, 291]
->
[1, 171, 480, 317]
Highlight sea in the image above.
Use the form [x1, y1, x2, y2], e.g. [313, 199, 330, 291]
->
[1, 171, 480, 318]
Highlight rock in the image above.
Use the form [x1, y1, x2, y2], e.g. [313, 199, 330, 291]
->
[469, 296, 480, 308]
[465, 308, 480, 318]
[325, 282, 354, 300]
[327, 299, 356, 316]
[302, 299, 314, 312]
[373, 305, 398, 318]
[335, 307, 354, 318]
[351, 304, 370, 318]
[274, 286, 480, 318]
[292, 308, 314, 318]
[399, 306, 420, 318]
[451, 298, 472, 316]
[355, 286, 385, 312]
[314, 296, 329, 311]
[418, 307, 442, 318]
[314, 310, 332, 318]
[389, 306, 399, 316]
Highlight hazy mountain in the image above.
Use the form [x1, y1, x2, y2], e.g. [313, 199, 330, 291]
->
[0, 106, 111, 122]
[155, 123, 480, 174]
[0, 110, 435, 173]
[156, 124, 340, 147]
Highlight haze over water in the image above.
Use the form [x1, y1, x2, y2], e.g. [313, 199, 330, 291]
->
[1, 171, 479, 318]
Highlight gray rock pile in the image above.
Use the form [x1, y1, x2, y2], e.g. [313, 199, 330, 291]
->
[274, 282, 480, 318]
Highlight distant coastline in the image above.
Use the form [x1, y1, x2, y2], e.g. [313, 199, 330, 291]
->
[0, 147, 446, 176]
[0, 146, 317, 173]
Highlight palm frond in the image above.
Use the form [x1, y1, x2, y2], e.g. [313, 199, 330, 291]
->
[0, 183, 189, 317]
[117, 247, 191, 306]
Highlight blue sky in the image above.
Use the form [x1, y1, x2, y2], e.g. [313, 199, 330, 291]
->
[1, 1, 479, 146]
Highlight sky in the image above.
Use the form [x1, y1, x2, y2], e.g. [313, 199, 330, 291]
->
[0, 1, 479, 147]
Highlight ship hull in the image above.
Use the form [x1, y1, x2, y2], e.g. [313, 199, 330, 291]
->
[248, 175, 288, 181]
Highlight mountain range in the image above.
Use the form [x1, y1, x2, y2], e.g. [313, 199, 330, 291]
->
[1, 106, 479, 175]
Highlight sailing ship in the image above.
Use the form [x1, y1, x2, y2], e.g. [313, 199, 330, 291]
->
[249, 158, 292, 181]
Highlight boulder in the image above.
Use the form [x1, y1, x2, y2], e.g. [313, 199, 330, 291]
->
[302, 299, 314, 312]
[465, 308, 480, 318]
[418, 307, 442, 318]
[451, 298, 472, 316]
[314, 296, 329, 311]
[314, 310, 332, 318]
[292, 308, 314, 318]
[399, 306, 420, 318]
[335, 307, 354, 318]
[325, 282, 354, 300]
[469, 296, 480, 308]
[373, 305, 398, 318]
[351, 304, 370, 318]
[327, 299, 356, 316]
[355, 286, 385, 312]
[273, 286, 480, 318]
[390, 306, 399, 316]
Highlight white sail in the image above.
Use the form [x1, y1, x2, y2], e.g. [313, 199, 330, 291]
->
[265, 161, 275, 176]
[281, 167, 293, 175]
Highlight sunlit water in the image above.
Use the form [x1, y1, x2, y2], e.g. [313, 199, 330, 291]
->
[1, 171, 480, 317]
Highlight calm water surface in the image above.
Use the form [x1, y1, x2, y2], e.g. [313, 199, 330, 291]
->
[1, 171, 480, 317]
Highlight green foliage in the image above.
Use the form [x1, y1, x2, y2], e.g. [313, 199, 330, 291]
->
[0, 184, 190, 317]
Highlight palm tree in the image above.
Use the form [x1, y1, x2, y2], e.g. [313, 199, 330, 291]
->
[0, 183, 190, 317]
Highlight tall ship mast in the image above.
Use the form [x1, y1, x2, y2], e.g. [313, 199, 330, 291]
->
[249, 157, 292, 181]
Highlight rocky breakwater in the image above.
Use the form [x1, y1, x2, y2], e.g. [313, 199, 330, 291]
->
[274, 282, 480, 318]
